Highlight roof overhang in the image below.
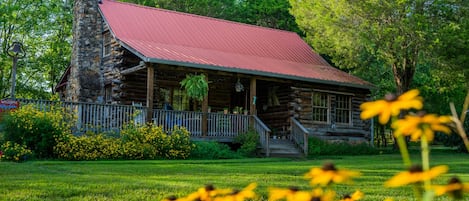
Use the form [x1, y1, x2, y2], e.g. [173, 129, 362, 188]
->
[118, 41, 374, 90]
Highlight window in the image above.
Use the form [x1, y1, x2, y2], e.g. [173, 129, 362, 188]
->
[312, 92, 329, 123]
[104, 84, 112, 103]
[335, 95, 351, 124]
[160, 87, 190, 111]
[103, 32, 111, 57]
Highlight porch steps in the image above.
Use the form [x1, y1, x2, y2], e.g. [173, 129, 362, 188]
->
[261, 139, 304, 158]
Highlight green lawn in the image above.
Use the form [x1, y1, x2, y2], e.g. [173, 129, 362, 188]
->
[1, 152, 468, 201]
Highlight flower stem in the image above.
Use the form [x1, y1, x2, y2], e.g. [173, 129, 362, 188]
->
[420, 134, 431, 191]
[396, 135, 411, 167]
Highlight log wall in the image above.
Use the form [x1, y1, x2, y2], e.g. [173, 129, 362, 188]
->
[290, 83, 371, 143]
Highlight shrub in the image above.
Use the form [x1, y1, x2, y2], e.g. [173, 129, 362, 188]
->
[1, 104, 72, 158]
[189, 141, 241, 159]
[55, 124, 194, 160]
[308, 137, 378, 156]
[234, 129, 259, 157]
[165, 126, 194, 159]
[0, 141, 33, 162]
[55, 132, 121, 160]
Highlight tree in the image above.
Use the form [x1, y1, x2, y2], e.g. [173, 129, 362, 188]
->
[0, 0, 72, 99]
[289, 0, 468, 95]
[121, 0, 300, 33]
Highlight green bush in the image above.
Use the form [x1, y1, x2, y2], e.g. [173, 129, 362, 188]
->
[55, 124, 194, 160]
[234, 129, 259, 157]
[0, 141, 33, 162]
[55, 132, 121, 160]
[308, 137, 378, 156]
[1, 104, 72, 158]
[189, 141, 241, 159]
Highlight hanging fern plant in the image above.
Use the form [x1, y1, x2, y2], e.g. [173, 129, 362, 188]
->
[180, 74, 209, 102]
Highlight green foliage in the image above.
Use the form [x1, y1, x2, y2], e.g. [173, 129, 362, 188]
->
[180, 74, 209, 102]
[0, 141, 33, 162]
[189, 141, 241, 159]
[234, 129, 259, 157]
[289, 0, 469, 95]
[121, 0, 300, 33]
[55, 132, 121, 160]
[0, 0, 72, 98]
[308, 137, 378, 156]
[55, 124, 194, 160]
[0, 104, 72, 158]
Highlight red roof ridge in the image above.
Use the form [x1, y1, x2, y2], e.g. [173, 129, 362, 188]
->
[103, 0, 299, 35]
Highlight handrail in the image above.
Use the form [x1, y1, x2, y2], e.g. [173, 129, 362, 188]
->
[291, 117, 309, 156]
[253, 115, 271, 157]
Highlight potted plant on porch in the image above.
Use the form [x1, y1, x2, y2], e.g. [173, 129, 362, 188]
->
[180, 74, 209, 110]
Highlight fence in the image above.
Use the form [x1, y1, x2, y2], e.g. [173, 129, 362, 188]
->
[152, 110, 251, 138]
[3, 98, 146, 134]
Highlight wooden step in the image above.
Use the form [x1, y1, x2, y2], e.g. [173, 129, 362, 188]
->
[259, 139, 305, 158]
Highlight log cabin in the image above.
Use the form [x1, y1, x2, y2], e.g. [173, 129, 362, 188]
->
[55, 0, 373, 156]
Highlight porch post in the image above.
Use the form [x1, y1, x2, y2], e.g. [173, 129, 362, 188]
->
[201, 74, 208, 136]
[146, 63, 154, 123]
[249, 77, 257, 122]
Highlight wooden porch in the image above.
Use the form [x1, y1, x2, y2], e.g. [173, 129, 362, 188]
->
[4, 98, 292, 156]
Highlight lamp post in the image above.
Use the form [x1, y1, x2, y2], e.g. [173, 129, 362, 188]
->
[7, 42, 25, 99]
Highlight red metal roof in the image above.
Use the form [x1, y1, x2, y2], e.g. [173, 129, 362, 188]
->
[98, 0, 371, 88]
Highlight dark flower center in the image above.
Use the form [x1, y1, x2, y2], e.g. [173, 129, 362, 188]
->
[416, 111, 427, 117]
[385, 93, 397, 101]
[343, 194, 351, 199]
[166, 195, 177, 201]
[205, 184, 215, 191]
[409, 165, 423, 173]
[322, 162, 337, 171]
[230, 190, 240, 195]
[311, 197, 321, 201]
[449, 177, 462, 184]
[289, 186, 300, 192]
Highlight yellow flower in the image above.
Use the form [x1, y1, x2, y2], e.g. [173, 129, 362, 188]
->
[360, 89, 423, 124]
[213, 183, 257, 201]
[183, 184, 232, 201]
[304, 163, 360, 186]
[268, 187, 334, 201]
[339, 190, 364, 201]
[392, 113, 452, 141]
[385, 165, 448, 187]
[434, 177, 469, 199]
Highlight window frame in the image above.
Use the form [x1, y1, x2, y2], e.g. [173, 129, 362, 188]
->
[334, 94, 352, 125]
[311, 92, 330, 124]
[103, 31, 112, 57]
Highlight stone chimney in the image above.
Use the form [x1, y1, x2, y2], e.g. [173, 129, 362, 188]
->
[66, 0, 104, 102]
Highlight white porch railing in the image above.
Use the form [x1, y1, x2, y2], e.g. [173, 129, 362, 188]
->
[152, 110, 204, 136]
[253, 115, 271, 157]
[207, 113, 250, 137]
[3, 98, 147, 134]
[152, 110, 251, 138]
[291, 117, 309, 156]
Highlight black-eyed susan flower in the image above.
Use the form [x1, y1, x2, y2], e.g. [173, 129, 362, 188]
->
[268, 187, 334, 201]
[304, 162, 360, 186]
[311, 188, 335, 201]
[385, 165, 448, 187]
[184, 184, 232, 201]
[392, 112, 452, 142]
[214, 183, 257, 201]
[360, 89, 423, 124]
[434, 177, 469, 199]
[339, 190, 364, 201]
